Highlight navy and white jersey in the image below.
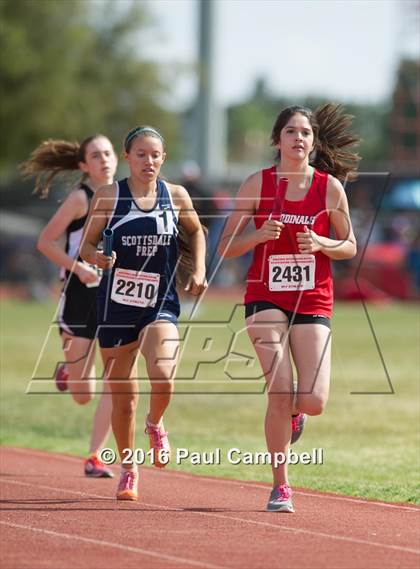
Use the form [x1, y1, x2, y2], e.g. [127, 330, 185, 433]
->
[99, 178, 180, 315]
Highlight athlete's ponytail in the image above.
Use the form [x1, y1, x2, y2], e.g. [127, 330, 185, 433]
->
[21, 135, 105, 198]
[271, 103, 360, 182]
[312, 103, 360, 182]
[176, 224, 208, 287]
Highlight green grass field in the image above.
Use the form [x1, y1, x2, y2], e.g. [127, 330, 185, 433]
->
[1, 298, 419, 503]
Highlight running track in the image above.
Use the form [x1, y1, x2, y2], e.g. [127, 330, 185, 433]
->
[1, 447, 419, 569]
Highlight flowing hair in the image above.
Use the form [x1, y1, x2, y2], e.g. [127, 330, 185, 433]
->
[176, 224, 208, 287]
[20, 135, 105, 198]
[271, 103, 360, 182]
[312, 103, 360, 181]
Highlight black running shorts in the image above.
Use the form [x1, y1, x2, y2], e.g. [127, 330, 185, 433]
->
[58, 276, 98, 339]
[245, 300, 331, 329]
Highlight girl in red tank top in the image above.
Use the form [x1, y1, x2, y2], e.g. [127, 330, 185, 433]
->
[245, 165, 333, 317]
[219, 104, 360, 512]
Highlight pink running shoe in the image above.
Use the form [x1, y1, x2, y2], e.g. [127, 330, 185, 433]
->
[267, 483, 294, 512]
[145, 419, 171, 468]
[116, 469, 138, 501]
[84, 455, 114, 478]
[291, 413, 307, 444]
[55, 364, 69, 392]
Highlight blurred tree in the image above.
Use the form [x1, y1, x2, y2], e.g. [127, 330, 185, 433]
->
[227, 78, 286, 164]
[227, 78, 390, 168]
[0, 0, 178, 179]
[389, 58, 420, 173]
[346, 102, 390, 168]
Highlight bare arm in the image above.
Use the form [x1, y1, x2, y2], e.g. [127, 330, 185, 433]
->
[37, 190, 98, 284]
[296, 176, 357, 260]
[217, 172, 284, 259]
[79, 184, 117, 269]
[172, 184, 207, 295]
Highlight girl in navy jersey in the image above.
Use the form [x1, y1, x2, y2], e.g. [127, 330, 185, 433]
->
[81, 126, 207, 501]
[219, 104, 360, 512]
[22, 135, 118, 477]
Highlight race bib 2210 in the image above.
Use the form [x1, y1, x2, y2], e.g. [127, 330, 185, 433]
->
[111, 268, 160, 307]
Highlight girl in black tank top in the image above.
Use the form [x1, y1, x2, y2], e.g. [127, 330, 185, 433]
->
[22, 135, 118, 478]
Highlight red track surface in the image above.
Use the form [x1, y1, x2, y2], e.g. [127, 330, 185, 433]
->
[1, 447, 419, 569]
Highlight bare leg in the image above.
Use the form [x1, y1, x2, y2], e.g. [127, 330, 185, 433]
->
[246, 309, 293, 486]
[289, 324, 332, 415]
[88, 377, 113, 455]
[101, 341, 139, 470]
[139, 321, 179, 425]
[61, 332, 96, 405]
[61, 332, 112, 454]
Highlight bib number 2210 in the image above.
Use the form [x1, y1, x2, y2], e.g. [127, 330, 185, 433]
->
[111, 268, 160, 307]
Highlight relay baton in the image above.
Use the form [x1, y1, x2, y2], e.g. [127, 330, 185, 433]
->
[102, 228, 114, 275]
[267, 176, 288, 255]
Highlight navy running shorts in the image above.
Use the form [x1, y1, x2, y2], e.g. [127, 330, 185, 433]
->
[97, 298, 179, 348]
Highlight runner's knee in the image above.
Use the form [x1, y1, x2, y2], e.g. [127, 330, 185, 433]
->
[267, 391, 294, 414]
[147, 361, 176, 384]
[71, 392, 93, 405]
[149, 376, 174, 393]
[297, 393, 327, 416]
[112, 393, 138, 418]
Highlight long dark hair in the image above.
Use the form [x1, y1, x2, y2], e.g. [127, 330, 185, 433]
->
[271, 104, 360, 181]
[20, 135, 109, 198]
[176, 224, 208, 287]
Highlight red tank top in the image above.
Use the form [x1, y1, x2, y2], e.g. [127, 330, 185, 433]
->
[244, 166, 333, 317]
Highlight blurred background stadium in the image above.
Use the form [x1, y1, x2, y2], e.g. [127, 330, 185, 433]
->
[0, 0, 419, 502]
[1, 0, 419, 299]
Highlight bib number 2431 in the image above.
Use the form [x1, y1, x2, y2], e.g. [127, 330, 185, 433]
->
[269, 254, 315, 291]
[111, 268, 160, 308]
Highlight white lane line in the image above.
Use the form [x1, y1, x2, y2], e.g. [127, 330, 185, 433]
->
[192, 511, 420, 556]
[0, 521, 226, 569]
[0, 479, 179, 509]
[144, 469, 420, 512]
[2, 447, 88, 464]
[3, 446, 419, 512]
[2, 479, 419, 556]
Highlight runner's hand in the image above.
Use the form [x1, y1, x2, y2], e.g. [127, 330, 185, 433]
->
[95, 250, 116, 270]
[185, 271, 208, 296]
[75, 262, 99, 284]
[257, 219, 284, 243]
[296, 226, 322, 253]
